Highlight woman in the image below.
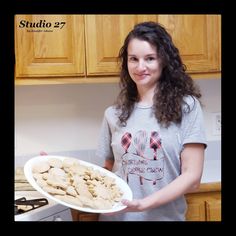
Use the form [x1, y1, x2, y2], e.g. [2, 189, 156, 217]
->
[96, 21, 207, 221]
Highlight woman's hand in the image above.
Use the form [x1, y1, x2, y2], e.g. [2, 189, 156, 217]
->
[121, 199, 144, 212]
[101, 198, 144, 216]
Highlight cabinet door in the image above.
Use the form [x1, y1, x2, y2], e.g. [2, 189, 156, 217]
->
[78, 213, 99, 221]
[70, 209, 99, 221]
[205, 199, 221, 221]
[15, 15, 85, 77]
[185, 189, 221, 221]
[185, 201, 206, 221]
[158, 15, 221, 73]
[84, 15, 157, 75]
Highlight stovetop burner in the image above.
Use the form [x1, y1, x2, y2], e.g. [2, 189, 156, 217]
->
[15, 197, 49, 215]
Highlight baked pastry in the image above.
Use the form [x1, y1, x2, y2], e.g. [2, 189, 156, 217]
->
[32, 157, 123, 210]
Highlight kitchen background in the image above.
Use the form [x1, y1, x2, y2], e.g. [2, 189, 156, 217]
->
[14, 15, 221, 221]
[15, 79, 221, 173]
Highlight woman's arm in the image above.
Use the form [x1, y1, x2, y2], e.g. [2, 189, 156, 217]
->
[122, 143, 205, 211]
[103, 159, 115, 171]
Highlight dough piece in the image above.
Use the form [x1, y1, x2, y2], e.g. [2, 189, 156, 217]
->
[36, 178, 48, 187]
[75, 183, 93, 199]
[103, 176, 116, 187]
[33, 161, 50, 173]
[54, 195, 83, 207]
[92, 183, 113, 200]
[49, 167, 66, 177]
[72, 175, 86, 186]
[48, 158, 63, 168]
[69, 164, 88, 176]
[62, 158, 79, 168]
[46, 175, 68, 189]
[32, 173, 44, 181]
[76, 195, 94, 208]
[66, 186, 77, 197]
[43, 186, 66, 195]
[89, 169, 104, 181]
[93, 197, 113, 209]
[42, 172, 49, 180]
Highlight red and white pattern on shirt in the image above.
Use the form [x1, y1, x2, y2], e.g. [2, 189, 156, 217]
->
[121, 132, 132, 153]
[150, 131, 162, 160]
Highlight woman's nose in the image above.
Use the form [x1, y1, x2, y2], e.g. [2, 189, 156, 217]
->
[136, 60, 146, 70]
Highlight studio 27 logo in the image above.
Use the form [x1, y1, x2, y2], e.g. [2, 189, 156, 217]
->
[18, 19, 66, 32]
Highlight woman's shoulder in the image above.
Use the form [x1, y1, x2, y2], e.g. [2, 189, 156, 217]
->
[104, 105, 117, 117]
[182, 95, 201, 112]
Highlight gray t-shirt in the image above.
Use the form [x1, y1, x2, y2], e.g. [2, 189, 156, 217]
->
[96, 96, 207, 221]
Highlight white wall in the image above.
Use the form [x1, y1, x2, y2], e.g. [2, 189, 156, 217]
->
[15, 83, 119, 155]
[195, 79, 221, 141]
[15, 79, 221, 156]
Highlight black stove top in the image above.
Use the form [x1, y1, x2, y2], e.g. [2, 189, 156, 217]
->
[15, 197, 49, 215]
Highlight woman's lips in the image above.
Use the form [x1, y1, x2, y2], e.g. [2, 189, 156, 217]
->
[135, 74, 149, 80]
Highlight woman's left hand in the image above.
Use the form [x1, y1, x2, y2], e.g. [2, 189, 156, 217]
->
[101, 199, 143, 216]
[121, 199, 144, 212]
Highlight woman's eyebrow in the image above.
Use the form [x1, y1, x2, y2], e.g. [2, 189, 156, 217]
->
[128, 53, 157, 56]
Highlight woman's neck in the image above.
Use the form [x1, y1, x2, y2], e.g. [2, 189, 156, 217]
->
[137, 86, 156, 106]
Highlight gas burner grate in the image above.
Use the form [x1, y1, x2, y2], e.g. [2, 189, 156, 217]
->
[15, 197, 49, 215]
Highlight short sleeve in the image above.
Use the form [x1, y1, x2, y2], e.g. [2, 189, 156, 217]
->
[95, 111, 114, 162]
[181, 96, 207, 148]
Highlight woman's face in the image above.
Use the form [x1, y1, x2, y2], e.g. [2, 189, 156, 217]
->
[127, 38, 163, 90]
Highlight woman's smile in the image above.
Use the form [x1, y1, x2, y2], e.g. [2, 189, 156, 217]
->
[134, 73, 150, 80]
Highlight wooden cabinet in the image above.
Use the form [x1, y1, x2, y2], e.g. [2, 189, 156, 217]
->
[15, 15, 85, 78]
[205, 199, 221, 221]
[70, 209, 99, 221]
[85, 15, 221, 77]
[185, 182, 221, 221]
[157, 15, 221, 75]
[15, 14, 221, 85]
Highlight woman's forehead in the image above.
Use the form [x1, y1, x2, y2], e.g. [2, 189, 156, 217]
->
[127, 38, 157, 54]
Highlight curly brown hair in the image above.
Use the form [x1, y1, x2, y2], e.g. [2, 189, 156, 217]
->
[115, 21, 202, 127]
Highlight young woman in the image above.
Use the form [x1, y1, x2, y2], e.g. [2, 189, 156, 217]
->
[96, 21, 207, 221]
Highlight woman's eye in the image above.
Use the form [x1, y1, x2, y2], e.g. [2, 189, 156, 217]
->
[129, 57, 137, 62]
[146, 57, 155, 62]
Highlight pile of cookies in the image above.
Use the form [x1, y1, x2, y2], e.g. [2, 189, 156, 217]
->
[32, 157, 123, 210]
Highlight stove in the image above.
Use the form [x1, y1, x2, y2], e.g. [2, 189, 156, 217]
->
[15, 197, 49, 215]
[14, 191, 73, 221]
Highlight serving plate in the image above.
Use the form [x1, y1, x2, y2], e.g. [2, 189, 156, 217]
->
[24, 155, 133, 213]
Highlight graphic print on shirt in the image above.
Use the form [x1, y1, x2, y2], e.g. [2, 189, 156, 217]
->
[121, 130, 164, 185]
